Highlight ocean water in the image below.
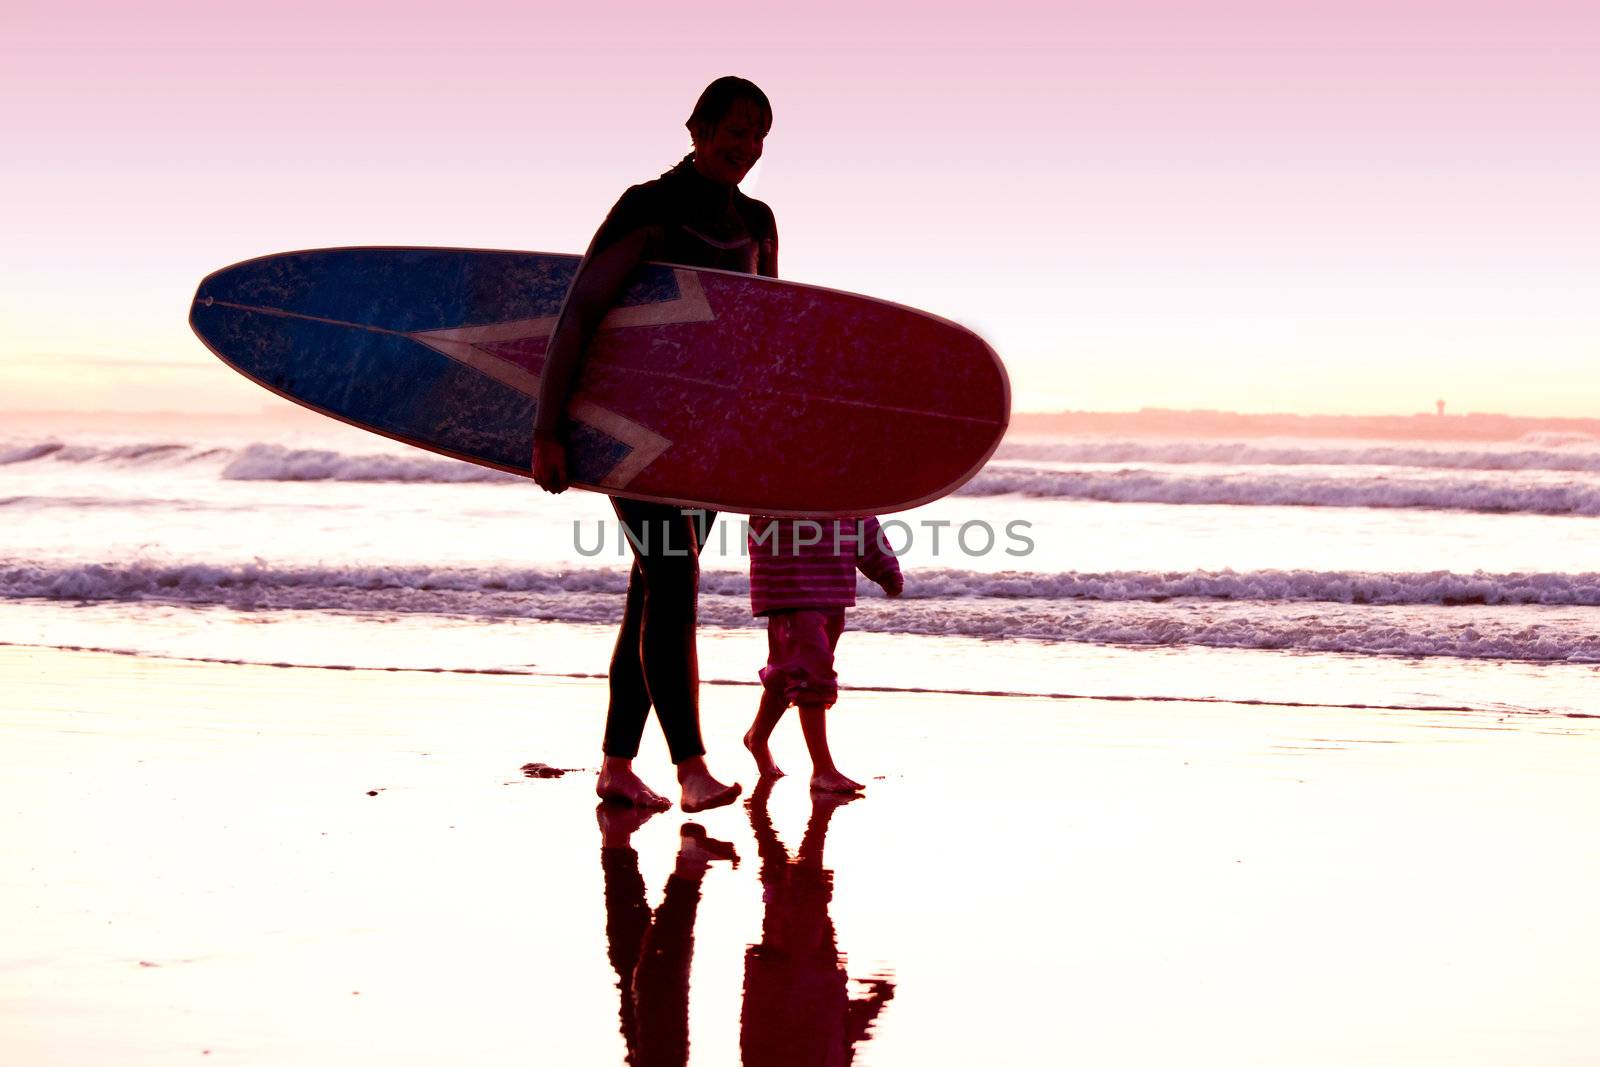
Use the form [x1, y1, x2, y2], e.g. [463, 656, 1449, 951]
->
[3, 417, 1598, 717]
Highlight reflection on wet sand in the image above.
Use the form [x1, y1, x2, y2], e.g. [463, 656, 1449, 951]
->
[742, 781, 895, 1065]
[599, 806, 738, 1066]
[597, 783, 894, 1065]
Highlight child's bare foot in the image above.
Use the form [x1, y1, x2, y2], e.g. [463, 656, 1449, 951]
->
[675, 823, 739, 877]
[678, 758, 742, 813]
[743, 727, 786, 779]
[810, 770, 865, 795]
[596, 761, 672, 811]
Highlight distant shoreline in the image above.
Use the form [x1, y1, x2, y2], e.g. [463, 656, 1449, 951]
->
[4, 406, 1598, 444]
[1012, 409, 1600, 443]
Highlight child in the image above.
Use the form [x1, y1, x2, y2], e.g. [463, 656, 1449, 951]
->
[743, 516, 903, 793]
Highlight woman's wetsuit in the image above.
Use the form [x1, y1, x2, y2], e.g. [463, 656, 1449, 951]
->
[581, 156, 778, 763]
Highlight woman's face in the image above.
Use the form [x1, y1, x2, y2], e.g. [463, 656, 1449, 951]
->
[691, 99, 767, 186]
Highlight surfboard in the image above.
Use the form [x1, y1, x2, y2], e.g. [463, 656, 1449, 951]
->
[189, 247, 1009, 516]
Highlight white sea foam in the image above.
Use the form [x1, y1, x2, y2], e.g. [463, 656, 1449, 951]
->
[959, 467, 1600, 514]
[6, 559, 1598, 662]
[902, 567, 1600, 606]
[843, 599, 1600, 664]
[11, 560, 1599, 607]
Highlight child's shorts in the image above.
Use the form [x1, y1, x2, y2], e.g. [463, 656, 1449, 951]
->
[758, 609, 846, 707]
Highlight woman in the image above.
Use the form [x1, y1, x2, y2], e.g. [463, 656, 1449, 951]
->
[533, 76, 776, 812]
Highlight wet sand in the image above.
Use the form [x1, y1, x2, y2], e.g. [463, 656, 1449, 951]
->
[3, 645, 1599, 1065]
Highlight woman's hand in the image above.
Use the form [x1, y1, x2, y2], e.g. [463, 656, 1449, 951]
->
[532, 436, 568, 493]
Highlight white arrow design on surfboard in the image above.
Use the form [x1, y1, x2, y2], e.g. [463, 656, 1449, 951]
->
[410, 269, 716, 490]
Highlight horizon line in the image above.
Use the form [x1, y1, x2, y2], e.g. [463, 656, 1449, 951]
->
[4, 406, 1598, 424]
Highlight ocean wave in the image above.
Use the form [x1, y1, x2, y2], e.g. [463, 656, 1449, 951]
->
[1516, 431, 1600, 448]
[996, 439, 1600, 472]
[0, 494, 216, 510]
[8, 560, 1599, 607]
[0, 442, 67, 465]
[0, 438, 226, 467]
[9, 434, 1600, 476]
[0, 436, 519, 483]
[5, 558, 1598, 663]
[959, 467, 1600, 515]
[842, 599, 1600, 664]
[219, 444, 519, 483]
[9, 436, 1600, 515]
[902, 567, 1600, 606]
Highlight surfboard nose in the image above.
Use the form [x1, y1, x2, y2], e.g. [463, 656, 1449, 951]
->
[190, 255, 268, 317]
[188, 261, 239, 354]
[188, 266, 238, 368]
[189, 285, 218, 353]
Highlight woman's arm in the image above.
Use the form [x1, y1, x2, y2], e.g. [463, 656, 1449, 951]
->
[531, 224, 656, 492]
[758, 208, 779, 279]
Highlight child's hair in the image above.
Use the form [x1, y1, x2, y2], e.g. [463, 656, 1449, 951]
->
[687, 76, 773, 137]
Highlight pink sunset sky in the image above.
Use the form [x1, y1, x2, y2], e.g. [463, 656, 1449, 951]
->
[2, 0, 1596, 417]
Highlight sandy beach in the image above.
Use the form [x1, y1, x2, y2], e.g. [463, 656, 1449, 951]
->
[4, 644, 1599, 1065]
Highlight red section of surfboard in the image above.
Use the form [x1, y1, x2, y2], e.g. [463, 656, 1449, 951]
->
[413, 265, 1008, 514]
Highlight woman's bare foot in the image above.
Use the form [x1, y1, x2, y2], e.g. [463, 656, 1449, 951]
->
[681, 774, 742, 813]
[743, 727, 786, 779]
[810, 769, 865, 795]
[678, 757, 742, 813]
[675, 823, 739, 877]
[596, 759, 672, 811]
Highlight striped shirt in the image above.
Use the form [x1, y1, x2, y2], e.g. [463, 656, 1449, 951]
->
[747, 516, 902, 616]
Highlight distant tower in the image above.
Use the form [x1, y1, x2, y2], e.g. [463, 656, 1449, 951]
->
[1436, 399, 1446, 417]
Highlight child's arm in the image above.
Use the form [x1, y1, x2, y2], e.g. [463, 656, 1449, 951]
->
[853, 517, 903, 597]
